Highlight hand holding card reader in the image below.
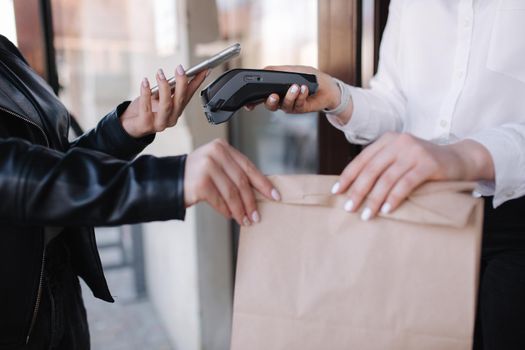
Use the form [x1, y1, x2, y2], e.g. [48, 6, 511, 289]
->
[201, 69, 318, 125]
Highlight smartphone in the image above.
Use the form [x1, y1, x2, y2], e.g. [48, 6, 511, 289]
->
[150, 43, 241, 97]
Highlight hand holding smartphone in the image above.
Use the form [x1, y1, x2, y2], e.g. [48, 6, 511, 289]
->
[150, 43, 241, 97]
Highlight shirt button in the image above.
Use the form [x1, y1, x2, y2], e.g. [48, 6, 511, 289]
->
[506, 191, 516, 198]
[457, 70, 465, 79]
[440, 120, 448, 128]
[464, 18, 471, 28]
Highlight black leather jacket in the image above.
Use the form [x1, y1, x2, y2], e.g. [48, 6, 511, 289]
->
[0, 36, 187, 348]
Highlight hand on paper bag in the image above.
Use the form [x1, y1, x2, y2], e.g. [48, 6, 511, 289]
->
[331, 132, 495, 220]
[184, 139, 281, 226]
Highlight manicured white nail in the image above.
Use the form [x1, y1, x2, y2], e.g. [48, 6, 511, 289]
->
[142, 78, 149, 88]
[176, 64, 185, 76]
[300, 85, 307, 94]
[252, 211, 260, 223]
[290, 85, 299, 94]
[157, 68, 166, 80]
[242, 216, 251, 227]
[331, 182, 340, 194]
[472, 190, 482, 198]
[381, 203, 392, 215]
[271, 188, 281, 201]
[361, 207, 372, 221]
[268, 95, 277, 104]
[205, 69, 211, 77]
[344, 200, 354, 212]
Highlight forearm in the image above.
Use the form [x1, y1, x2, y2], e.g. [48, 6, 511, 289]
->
[0, 137, 186, 226]
[70, 101, 154, 161]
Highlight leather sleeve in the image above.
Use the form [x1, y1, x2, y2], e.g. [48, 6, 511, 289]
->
[69, 101, 155, 161]
[0, 137, 186, 226]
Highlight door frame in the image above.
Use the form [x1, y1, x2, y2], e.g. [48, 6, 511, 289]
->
[13, 0, 59, 94]
[317, 0, 390, 174]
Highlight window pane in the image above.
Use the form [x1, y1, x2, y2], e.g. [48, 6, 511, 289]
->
[51, 1, 183, 348]
[0, 0, 18, 45]
[217, 0, 319, 174]
[52, 0, 184, 129]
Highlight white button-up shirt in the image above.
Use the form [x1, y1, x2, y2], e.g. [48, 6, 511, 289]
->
[327, 0, 525, 207]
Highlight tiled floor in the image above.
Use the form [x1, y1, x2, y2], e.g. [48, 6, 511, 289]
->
[81, 228, 173, 350]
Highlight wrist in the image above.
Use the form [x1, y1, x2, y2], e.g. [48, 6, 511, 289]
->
[324, 78, 353, 125]
[120, 103, 153, 138]
[448, 140, 495, 181]
[326, 78, 342, 110]
[120, 117, 143, 138]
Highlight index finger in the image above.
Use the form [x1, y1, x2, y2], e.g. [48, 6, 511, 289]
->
[264, 94, 280, 112]
[334, 132, 397, 194]
[225, 143, 281, 201]
[140, 78, 152, 115]
[173, 64, 189, 117]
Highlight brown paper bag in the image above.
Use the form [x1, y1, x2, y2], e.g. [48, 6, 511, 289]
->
[231, 175, 483, 350]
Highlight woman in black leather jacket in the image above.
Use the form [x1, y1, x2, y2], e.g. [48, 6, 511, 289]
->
[0, 35, 279, 350]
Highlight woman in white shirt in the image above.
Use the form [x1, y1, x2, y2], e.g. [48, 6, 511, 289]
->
[255, 0, 525, 348]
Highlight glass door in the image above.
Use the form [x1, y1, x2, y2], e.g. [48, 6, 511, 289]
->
[215, 0, 319, 175]
[213, 0, 319, 267]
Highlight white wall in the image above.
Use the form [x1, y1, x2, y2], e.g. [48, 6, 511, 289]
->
[142, 129, 203, 350]
[137, 0, 234, 349]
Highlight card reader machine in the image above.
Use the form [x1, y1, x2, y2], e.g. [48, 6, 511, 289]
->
[201, 69, 318, 125]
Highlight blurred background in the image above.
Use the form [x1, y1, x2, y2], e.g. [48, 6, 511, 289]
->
[0, 0, 388, 348]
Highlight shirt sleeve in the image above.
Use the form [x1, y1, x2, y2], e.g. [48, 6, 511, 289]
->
[0, 137, 187, 226]
[467, 123, 525, 207]
[326, 0, 407, 145]
[69, 101, 155, 161]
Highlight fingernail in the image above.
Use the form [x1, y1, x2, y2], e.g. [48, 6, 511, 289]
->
[176, 64, 185, 76]
[381, 203, 392, 214]
[242, 216, 251, 227]
[300, 85, 307, 94]
[361, 207, 372, 221]
[472, 190, 482, 198]
[331, 182, 340, 194]
[271, 188, 281, 201]
[252, 211, 260, 223]
[268, 95, 277, 104]
[290, 85, 299, 94]
[205, 69, 211, 78]
[344, 199, 354, 212]
[158, 68, 166, 80]
[142, 78, 149, 88]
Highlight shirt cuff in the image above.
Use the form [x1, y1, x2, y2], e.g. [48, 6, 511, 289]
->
[467, 128, 525, 207]
[325, 86, 375, 145]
